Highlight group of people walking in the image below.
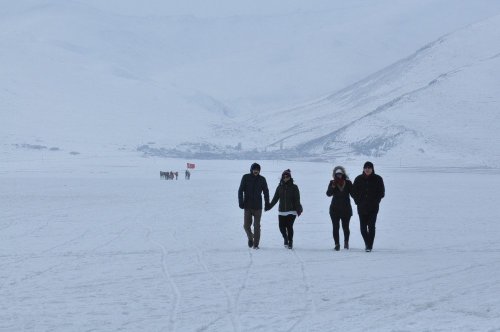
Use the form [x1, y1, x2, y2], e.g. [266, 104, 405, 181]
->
[238, 161, 385, 252]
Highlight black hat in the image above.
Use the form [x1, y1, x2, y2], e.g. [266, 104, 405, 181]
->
[282, 169, 291, 178]
[250, 163, 261, 171]
[363, 161, 374, 169]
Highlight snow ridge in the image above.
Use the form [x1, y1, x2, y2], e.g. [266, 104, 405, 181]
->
[198, 14, 500, 166]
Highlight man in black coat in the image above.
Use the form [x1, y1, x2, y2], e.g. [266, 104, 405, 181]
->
[352, 161, 385, 252]
[238, 163, 270, 249]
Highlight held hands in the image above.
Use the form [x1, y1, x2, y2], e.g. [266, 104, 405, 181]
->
[264, 202, 271, 211]
[297, 206, 303, 217]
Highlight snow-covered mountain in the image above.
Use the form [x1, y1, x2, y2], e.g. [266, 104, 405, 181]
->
[2, 1, 500, 166]
[214, 15, 500, 167]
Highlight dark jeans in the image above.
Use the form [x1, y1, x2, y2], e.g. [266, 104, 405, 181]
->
[244, 209, 262, 246]
[359, 212, 378, 249]
[329, 213, 350, 245]
[278, 214, 296, 243]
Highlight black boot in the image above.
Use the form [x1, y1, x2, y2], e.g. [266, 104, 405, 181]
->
[248, 239, 253, 248]
[288, 240, 293, 249]
[334, 244, 340, 251]
[344, 241, 349, 250]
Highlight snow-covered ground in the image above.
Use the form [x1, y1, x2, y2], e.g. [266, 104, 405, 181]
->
[1, 156, 499, 331]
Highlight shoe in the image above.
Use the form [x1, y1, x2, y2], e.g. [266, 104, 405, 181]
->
[284, 239, 289, 248]
[344, 241, 349, 250]
[253, 246, 260, 250]
[365, 248, 371, 252]
[288, 241, 293, 249]
[248, 239, 253, 248]
[334, 244, 340, 251]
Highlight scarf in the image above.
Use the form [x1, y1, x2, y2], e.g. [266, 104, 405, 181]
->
[336, 177, 345, 191]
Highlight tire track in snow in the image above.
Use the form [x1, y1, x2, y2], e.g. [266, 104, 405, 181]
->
[322, 256, 491, 329]
[42, 230, 90, 254]
[146, 226, 181, 332]
[289, 249, 317, 331]
[197, 249, 253, 332]
[233, 249, 254, 329]
[196, 315, 226, 332]
[195, 248, 241, 332]
[0, 230, 89, 291]
[0, 210, 133, 290]
[90, 227, 129, 252]
[355, 261, 492, 330]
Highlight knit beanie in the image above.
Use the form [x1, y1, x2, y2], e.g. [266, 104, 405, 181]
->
[250, 163, 261, 172]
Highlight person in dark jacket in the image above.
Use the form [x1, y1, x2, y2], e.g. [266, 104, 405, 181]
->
[266, 169, 303, 249]
[352, 161, 385, 252]
[326, 166, 353, 251]
[238, 163, 270, 249]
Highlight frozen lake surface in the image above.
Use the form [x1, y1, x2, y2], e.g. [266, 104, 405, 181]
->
[1, 158, 500, 331]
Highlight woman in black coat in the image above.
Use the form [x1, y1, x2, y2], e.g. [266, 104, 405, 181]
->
[266, 169, 303, 249]
[326, 166, 353, 251]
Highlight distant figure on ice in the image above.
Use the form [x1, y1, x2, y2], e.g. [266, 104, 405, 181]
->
[326, 166, 353, 251]
[352, 161, 385, 252]
[266, 169, 303, 250]
[175, 172, 178, 180]
[169, 171, 174, 180]
[238, 163, 270, 250]
[185, 169, 191, 180]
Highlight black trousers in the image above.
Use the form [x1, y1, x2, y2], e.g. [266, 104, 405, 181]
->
[278, 215, 296, 243]
[359, 212, 378, 249]
[329, 213, 351, 245]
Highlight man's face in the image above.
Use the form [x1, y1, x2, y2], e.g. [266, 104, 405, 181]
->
[363, 167, 373, 176]
[252, 169, 260, 176]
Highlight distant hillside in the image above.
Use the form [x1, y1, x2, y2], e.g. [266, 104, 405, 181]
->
[199, 15, 500, 167]
[2, 1, 500, 167]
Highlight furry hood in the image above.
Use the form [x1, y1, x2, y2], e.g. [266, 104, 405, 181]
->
[333, 166, 349, 179]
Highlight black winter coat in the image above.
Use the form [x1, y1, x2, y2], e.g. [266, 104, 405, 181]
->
[352, 173, 385, 214]
[238, 173, 270, 210]
[326, 180, 353, 217]
[269, 179, 302, 214]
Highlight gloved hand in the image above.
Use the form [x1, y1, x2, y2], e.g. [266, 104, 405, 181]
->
[330, 180, 336, 188]
[297, 206, 303, 217]
[239, 202, 244, 209]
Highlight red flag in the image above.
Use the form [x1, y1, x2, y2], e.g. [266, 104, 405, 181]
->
[187, 163, 195, 169]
